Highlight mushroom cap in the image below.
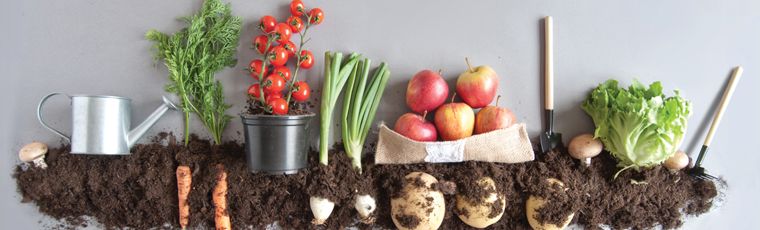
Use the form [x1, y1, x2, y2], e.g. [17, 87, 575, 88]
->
[663, 150, 689, 170]
[19, 142, 48, 162]
[568, 134, 603, 159]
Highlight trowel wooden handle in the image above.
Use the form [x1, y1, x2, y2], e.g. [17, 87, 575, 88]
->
[544, 16, 554, 110]
[703, 66, 743, 147]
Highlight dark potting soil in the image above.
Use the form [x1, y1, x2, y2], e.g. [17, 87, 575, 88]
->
[14, 134, 719, 229]
[394, 213, 421, 229]
[244, 96, 315, 115]
[14, 138, 178, 229]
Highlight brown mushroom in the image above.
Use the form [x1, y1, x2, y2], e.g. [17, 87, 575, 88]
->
[663, 150, 689, 172]
[19, 142, 48, 169]
[568, 134, 603, 166]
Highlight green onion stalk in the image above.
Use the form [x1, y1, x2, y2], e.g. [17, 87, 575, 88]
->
[340, 58, 388, 223]
[341, 60, 390, 172]
[319, 52, 361, 165]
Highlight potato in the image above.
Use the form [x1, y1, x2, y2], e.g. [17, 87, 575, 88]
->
[456, 177, 505, 228]
[391, 172, 445, 230]
[525, 178, 574, 230]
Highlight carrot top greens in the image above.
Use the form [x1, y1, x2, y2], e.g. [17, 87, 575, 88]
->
[146, 0, 242, 145]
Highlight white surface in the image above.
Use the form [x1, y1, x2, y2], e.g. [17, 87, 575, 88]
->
[1, 0, 759, 229]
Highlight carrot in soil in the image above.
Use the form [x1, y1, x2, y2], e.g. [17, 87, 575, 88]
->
[176, 165, 191, 230]
[213, 164, 231, 230]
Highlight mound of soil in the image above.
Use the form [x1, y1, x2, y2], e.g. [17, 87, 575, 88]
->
[14, 134, 718, 229]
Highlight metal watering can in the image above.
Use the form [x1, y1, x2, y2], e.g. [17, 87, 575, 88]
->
[37, 93, 179, 155]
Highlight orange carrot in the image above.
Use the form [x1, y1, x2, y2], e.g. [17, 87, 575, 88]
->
[213, 164, 231, 230]
[176, 165, 192, 230]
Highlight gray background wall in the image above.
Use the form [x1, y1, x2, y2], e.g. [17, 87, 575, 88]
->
[2, 0, 759, 229]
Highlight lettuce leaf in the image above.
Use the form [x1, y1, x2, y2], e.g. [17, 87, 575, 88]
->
[582, 79, 691, 170]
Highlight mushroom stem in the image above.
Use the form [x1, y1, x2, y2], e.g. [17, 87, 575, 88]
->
[32, 158, 48, 169]
[583, 158, 591, 167]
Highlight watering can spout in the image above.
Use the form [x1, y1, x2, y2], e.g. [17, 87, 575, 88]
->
[127, 95, 179, 148]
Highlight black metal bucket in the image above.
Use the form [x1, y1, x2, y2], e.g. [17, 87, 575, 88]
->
[240, 113, 315, 175]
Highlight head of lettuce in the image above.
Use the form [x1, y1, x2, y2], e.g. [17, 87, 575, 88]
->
[582, 80, 691, 176]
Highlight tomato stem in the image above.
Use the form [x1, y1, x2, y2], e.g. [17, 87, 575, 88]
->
[285, 14, 313, 104]
[256, 33, 276, 113]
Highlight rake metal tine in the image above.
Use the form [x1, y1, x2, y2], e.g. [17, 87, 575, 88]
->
[704, 174, 718, 180]
[696, 173, 718, 181]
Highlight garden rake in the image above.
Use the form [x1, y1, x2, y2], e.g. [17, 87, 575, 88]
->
[689, 66, 743, 180]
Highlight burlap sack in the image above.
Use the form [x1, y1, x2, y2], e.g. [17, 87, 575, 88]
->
[375, 123, 535, 164]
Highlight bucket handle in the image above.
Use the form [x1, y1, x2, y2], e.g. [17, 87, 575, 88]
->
[37, 92, 71, 142]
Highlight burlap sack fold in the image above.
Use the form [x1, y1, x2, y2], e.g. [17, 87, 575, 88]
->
[375, 123, 535, 164]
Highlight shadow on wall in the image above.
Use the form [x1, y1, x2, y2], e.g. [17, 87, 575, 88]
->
[684, 69, 735, 159]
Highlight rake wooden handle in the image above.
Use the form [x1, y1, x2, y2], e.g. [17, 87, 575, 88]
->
[703, 66, 743, 147]
[544, 16, 554, 110]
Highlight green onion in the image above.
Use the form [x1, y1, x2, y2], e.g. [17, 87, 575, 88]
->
[341, 59, 390, 172]
[319, 52, 361, 165]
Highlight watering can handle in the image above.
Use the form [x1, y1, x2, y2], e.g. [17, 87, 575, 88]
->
[37, 92, 71, 142]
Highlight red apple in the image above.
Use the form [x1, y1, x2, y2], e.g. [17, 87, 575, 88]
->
[394, 112, 438, 142]
[456, 58, 499, 109]
[434, 102, 475, 141]
[406, 70, 449, 114]
[474, 97, 517, 134]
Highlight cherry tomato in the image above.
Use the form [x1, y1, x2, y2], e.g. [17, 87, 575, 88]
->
[268, 98, 289, 115]
[299, 50, 314, 69]
[247, 84, 262, 98]
[286, 16, 304, 33]
[308, 8, 324, 25]
[265, 92, 282, 102]
[259, 15, 277, 33]
[263, 74, 286, 93]
[249, 59, 267, 80]
[292, 81, 311, 102]
[273, 23, 292, 43]
[267, 46, 289, 66]
[290, 0, 305, 16]
[273, 66, 291, 82]
[252, 35, 268, 54]
[279, 40, 297, 57]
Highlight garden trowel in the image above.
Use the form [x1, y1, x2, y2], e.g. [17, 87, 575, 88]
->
[540, 16, 563, 153]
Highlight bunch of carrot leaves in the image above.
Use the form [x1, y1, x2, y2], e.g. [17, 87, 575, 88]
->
[146, 0, 241, 145]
